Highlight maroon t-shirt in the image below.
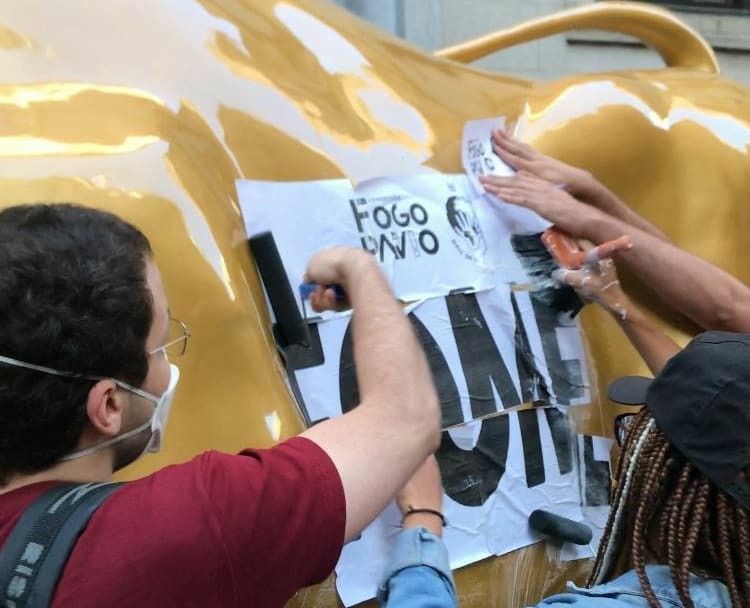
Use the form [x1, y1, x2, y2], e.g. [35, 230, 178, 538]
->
[0, 437, 346, 607]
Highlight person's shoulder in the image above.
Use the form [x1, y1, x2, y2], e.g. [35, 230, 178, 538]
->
[538, 566, 731, 607]
[535, 570, 649, 607]
[136, 436, 339, 489]
[235, 435, 331, 459]
[105, 436, 341, 518]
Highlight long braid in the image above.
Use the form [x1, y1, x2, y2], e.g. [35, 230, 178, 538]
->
[700, 503, 720, 565]
[656, 485, 671, 548]
[630, 430, 668, 608]
[681, 479, 714, 581]
[588, 409, 749, 608]
[665, 464, 692, 593]
[646, 454, 675, 559]
[717, 494, 744, 608]
[736, 507, 750, 601]
[587, 415, 654, 585]
[676, 472, 699, 546]
[675, 480, 710, 608]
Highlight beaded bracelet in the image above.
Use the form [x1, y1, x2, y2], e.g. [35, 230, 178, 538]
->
[401, 507, 448, 528]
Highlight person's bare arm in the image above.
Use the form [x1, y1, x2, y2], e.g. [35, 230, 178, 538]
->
[300, 248, 441, 542]
[396, 455, 444, 538]
[578, 176, 669, 242]
[586, 213, 750, 333]
[555, 260, 681, 374]
[614, 305, 681, 375]
[490, 129, 668, 241]
[480, 172, 750, 333]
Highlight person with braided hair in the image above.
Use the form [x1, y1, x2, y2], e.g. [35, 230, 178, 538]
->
[546, 251, 746, 606]
[585, 330, 750, 608]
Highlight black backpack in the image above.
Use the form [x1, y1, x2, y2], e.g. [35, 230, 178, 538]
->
[0, 482, 123, 608]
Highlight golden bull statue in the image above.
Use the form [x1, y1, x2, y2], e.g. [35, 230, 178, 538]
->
[1, 1, 748, 606]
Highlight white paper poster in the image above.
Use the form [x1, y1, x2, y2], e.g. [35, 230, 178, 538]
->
[335, 408, 583, 606]
[462, 116, 514, 194]
[560, 435, 614, 562]
[286, 286, 591, 605]
[236, 166, 597, 606]
[238, 174, 500, 306]
[293, 286, 590, 429]
[462, 117, 552, 235]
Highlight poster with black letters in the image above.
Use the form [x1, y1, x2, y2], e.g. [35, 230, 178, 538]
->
[237, 173, 594, 606]
[292, 285, 589, 430]
[462, 116, 514, 190]
[560, 435, 614, 562]
[286, 285, 590, 605]
[335, 408, 583, 605]
[238, 174, 498, 308]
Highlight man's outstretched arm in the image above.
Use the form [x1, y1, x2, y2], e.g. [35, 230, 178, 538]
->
[300, 248, 442, 542]
[480, 171, 750, 333]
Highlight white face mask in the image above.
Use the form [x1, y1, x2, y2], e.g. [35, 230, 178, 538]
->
[0, 354, 180, 461]
[143, 363, 180, 454]
[61, 363, 180, 461]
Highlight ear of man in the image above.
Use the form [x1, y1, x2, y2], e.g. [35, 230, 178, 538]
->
[85, 380, 126, 439]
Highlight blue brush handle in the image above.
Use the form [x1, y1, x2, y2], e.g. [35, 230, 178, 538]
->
[299, 282, 347, 300]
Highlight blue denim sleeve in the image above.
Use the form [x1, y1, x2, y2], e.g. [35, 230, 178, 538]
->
[378, 528, 457, 608]
[536, 594, 629, 606]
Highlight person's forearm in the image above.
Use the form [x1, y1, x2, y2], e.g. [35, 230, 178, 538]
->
[581, 177, 670, 242]
[300, 252, 442, 541]
[613, 302, 681, 375]
[583, 214, 750, 332]
[347, 258, 440, 437]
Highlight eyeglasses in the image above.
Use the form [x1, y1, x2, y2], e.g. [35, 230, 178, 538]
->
[149, 318, 190, 358]
[614, 412, 636, 447]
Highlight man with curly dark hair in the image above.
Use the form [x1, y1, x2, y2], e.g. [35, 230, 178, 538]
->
[0, 203, 441, 607]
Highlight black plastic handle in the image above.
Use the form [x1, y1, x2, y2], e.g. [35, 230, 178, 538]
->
[248, 231, 310, 348]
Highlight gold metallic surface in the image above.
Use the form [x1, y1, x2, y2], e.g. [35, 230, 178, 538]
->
[0, 1, 748, 606]
[435, 1, 719, 73]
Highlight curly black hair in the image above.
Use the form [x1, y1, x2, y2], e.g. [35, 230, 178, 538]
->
[0, 203, 153, 482]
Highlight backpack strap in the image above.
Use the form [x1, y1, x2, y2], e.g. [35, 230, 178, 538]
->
[0, 481, 123, 608]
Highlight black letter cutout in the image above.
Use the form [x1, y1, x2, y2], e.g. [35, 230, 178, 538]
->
[438, 294, 518, 505]
[334, 292, 576, 506]
[445, 293, 521, 417]
[583, 436, 611, 506]
[510, 291, 574, 481]
[337, 313, 463, 428]
[437, 416, 509, 507]
[337, 302, 510, 507]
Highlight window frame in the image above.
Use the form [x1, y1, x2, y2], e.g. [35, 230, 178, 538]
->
[599, 0, 750, 15]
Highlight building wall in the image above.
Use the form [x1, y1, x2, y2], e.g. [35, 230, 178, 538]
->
[333, 0, 750, 86]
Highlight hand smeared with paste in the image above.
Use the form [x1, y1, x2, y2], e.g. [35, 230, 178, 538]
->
[553, 256, 630, 321]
